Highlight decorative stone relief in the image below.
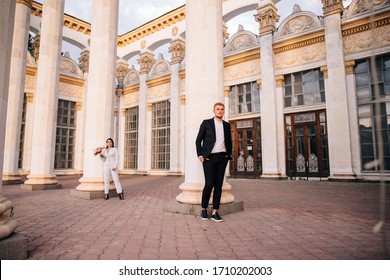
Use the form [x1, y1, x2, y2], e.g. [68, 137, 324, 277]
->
[59, 83, 82, 98]
[124, 65, 140, 85]
[277, 15, 320, 37]
[148, 83, 170, 99]
[275, 42, 326, 69]
[123, 92, 139, 107]
[149, 54, 170, 77]
[343, 25, 390, 54]
[60, 57, 82, 76]
[224, 59, 260, 81]
[344, 0, 390, 18]
[225, 25, 258, 54]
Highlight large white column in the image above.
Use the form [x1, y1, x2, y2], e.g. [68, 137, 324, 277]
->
[136, 51, 154, 174]
[169, 38, 185, 174]
[74, 48, 89, 174]
[23, 0, 65, 190]
[145, 103, 152, 171]
[2, 0, 32, 184]
[254, 1, 284, 179]
[21, 92, 35, 174]
[179, 95, 186, 173]
[322, 0, 355, 180]
[345, 60, 362, 178]
[0, 0, 17, 240]
[75, 0, 119, 195]
[224, 86, 230, 177]
[176, 0, 234, 205]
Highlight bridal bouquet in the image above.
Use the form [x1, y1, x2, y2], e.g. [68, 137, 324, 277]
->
[93, 146, 105, 158]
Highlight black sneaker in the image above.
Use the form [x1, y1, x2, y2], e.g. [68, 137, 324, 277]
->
[201, 209, 208, 220]
[211, 212, 223, 222]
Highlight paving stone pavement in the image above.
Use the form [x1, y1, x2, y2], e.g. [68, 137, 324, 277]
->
[1, 175, 389, 260]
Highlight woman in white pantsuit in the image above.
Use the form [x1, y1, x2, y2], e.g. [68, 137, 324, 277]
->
[94, 138, 124, 200]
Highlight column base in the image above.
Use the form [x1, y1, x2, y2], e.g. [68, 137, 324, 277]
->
[261, 173, 288, 180]
[328, 173, 357, 182]
[176, 181, 235, 204]
[0, 232, 27, 260]
[2, 178, 23, 185]
[70, 189, 119, 200]
[164, 200, 244, 216]
[21, 183, 62, 191]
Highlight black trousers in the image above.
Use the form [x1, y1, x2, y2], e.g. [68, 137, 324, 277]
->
[201, 152, 229, 210]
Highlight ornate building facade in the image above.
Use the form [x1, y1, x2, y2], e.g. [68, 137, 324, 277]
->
[3, 0, 390, 190]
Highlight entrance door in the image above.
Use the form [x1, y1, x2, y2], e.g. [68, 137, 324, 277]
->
[230, 118, 262, 178]
[285, 111, 329, 178]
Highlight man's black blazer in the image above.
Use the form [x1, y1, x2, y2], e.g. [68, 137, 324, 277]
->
[195, 118, 232, 159]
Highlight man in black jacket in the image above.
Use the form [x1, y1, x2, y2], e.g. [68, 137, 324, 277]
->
[196, 102, 232, 222]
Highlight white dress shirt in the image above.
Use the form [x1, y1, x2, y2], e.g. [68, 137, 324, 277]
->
[211, 117, 226, 154]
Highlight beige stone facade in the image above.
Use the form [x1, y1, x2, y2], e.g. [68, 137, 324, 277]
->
[3, 0, 390, 191]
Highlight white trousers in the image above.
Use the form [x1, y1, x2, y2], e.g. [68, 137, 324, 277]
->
[103, 166, 123, 194]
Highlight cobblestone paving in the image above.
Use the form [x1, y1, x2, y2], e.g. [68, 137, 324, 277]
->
[2, 175, 389, 260]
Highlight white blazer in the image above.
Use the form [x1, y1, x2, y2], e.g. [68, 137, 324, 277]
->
[101, 147, 119, 169]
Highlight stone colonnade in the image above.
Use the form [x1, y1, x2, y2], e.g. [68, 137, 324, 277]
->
[2, 0, 360, 200]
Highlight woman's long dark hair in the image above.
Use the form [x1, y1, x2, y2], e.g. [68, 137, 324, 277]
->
[106, 138, 115, 148]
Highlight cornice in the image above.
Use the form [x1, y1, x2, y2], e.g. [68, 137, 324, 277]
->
[59, 74, 84, 86]
[224, 48, 260, 67]
[123, 84, 140, 95]
[342, 14, 390, 37]
[32, 1, 91, 35]
[146, 75, 171, 88]
[273, 31, 325, 54]
[118, 5, 186, 47]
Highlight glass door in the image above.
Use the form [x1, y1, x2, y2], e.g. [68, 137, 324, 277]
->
[231, 118, 262, 178]
[285, 111, 329, 178]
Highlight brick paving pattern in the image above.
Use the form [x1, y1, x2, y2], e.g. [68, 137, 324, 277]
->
[2, 175, 389, 260]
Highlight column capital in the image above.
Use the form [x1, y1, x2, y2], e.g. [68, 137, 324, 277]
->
[256, 79, 262, 91]
[345, 60, 356, 75]
[180, 95, 186, 105]
[275, 75, 284, 88]
[169, 38, 186, 65]
[322, 0, 344, 17]
[138, 51, 155, 75]
[254, 2, 280, 36]
[116, 59, 129, 84]
[320, 66, 328, 79]
[224, 86, 231, 97]
[223, 21, 229, 44]
[16, 0, 32, 9]
[147, 103, 153, 111]
[121, 108, 126, 117]
[33, 33, 40, 62]
[76, 102, 82, 111]
[79, 48, 90, 73]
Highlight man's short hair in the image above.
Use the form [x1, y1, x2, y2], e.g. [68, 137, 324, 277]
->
[213, 102, 225, 109]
